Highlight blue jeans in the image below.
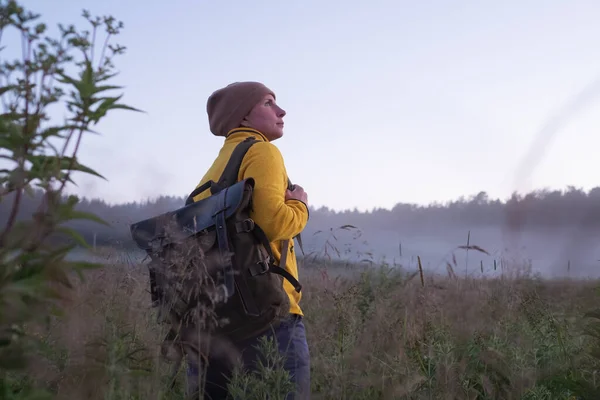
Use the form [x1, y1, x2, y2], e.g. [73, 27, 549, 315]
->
[187, 314, 310, 399]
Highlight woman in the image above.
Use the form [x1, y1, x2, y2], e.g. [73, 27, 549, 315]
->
[187, 81, 311, 399]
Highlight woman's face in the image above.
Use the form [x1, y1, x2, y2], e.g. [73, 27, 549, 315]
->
[242, 93, 286, 141]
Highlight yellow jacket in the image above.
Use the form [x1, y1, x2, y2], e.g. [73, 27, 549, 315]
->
[192, 127, 309, 315]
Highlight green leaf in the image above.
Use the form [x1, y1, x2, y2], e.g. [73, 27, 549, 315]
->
[95, 71, 120, 82]
[45, 243, 77, 263]
[110, 103, 144, 113]
[10, 261, 46, 283]
[93, 84, 123, 94]
[0, 85, 15, 96]
[68, 159, 107, 180]
[43, 264, 73, 289]
[56, 226, 90, 248]
[56, 71, 84, 94]
[91, 94, 121, 120]
[26, 155, 107, 181]
[90, 95, 144, 123]
[2, 277, 47, 298]
[68, 210, 110, 226]
[38, 125, 70, 140]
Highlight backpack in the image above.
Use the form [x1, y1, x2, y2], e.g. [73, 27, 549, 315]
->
[129, 136, 303, 384]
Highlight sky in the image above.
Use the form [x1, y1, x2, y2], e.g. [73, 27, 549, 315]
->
[5, 0, 600, 212]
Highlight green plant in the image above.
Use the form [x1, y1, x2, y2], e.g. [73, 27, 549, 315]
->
[227, 336, 295, 400]
[546, 307, 600, 399]
[0, 1, 140, 398]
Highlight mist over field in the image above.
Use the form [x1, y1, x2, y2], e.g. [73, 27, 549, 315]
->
[4, 186, 600, 279]
[311, 225, 600, 279]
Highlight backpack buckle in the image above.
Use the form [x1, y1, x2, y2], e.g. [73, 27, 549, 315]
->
[235, 218, 255, 233]
[248, 260, 269, 277]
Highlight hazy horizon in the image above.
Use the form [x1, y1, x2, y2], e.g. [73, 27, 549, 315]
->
[6, 185, 600, 279]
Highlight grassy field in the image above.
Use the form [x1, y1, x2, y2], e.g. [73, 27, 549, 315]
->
[7, 249, 600, 400]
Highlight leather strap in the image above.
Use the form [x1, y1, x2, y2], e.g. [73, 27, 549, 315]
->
[295, 233, 305, 256]
[275, 239, 301, 293]
[279, 239, 290, 274]
[213, 137, 257, 192]
[185, 137, 258, 205]
[185, 180, 213, 206]
[251, 225, 302, 293]
[270, 264, 301, 293]
[214, 187, 235, 297]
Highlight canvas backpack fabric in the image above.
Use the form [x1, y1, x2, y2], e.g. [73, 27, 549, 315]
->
[129, 136, 303, 386]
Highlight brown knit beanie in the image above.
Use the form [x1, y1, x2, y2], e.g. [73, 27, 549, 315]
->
[206, 81, 275, 137]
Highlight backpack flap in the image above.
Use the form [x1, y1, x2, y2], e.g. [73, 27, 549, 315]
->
[129, 178, 256, 253]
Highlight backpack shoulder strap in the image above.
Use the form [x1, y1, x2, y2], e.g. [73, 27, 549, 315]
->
[213, 136, 258, 193]
[184, 137, 258, 205]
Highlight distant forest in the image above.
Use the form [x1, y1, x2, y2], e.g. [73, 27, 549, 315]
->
[1, 185, 599, 248]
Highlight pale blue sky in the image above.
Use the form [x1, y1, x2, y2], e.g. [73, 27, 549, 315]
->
[12, 0, 600, 211]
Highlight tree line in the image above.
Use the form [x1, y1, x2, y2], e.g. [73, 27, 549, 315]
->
[1, 185, 599, 248]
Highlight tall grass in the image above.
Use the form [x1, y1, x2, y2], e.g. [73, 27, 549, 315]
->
[7, 246, 600, 399]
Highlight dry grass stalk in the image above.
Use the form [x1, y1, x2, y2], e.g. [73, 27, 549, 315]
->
[417, 255, 425, 287]
[10, 248, 600, 399]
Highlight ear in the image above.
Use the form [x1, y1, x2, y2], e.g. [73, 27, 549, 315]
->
[240, 117, 250, 127]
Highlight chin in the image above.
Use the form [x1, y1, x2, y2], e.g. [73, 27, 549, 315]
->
[267, 128, 284, 141]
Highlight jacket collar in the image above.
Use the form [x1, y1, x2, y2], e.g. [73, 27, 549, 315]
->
[225, 127, 269, 142]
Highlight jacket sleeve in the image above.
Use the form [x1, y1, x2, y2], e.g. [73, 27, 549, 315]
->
[239, 142, 309, 242]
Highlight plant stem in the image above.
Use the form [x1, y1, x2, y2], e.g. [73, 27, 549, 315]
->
[0, 185, 22, 245]
[0, 27, 35, 245]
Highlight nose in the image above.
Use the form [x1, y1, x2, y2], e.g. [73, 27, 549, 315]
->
[276, 105, 286, 117]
